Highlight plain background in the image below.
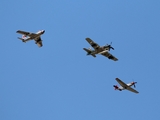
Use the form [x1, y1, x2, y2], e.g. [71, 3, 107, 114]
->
[1, 0, 160, 120]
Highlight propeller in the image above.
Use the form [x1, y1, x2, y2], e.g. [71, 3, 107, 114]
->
[133, 82, 137, 88]
[106, 42, 114, 51]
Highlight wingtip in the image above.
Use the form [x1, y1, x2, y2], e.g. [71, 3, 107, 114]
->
[114, 58, 118, 61]
[83, 48, 87, 50]
[85, 37, 90, 40]
[115, 78, 121, 81]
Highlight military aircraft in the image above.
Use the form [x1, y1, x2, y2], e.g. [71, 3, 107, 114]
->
[83, 38, 118, 61]
[16, 30, 45, 47]
[113, 78, 139, 94]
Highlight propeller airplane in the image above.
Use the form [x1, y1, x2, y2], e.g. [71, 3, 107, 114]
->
[113, 78, 139, 94]
[83, 38, 118, 61]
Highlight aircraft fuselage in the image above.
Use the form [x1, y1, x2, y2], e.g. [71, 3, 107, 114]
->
[90, 46, 109, 55]
[27, 30, 45, 40]
[117, 82, 134, 90]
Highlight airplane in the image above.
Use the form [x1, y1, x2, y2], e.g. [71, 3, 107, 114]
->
[16, 30, 45, 47]
[113, 78, 139, 94]
[83, 38, 118, 61]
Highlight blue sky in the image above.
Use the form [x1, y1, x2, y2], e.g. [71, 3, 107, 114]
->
[1, 0, 160, 120]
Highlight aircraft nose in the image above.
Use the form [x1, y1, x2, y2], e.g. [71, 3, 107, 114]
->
[43, 30, 45, 33]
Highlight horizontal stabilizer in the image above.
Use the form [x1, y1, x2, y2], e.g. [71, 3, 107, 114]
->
[18, 37, 26, 42]
[83, 48, 96, 57]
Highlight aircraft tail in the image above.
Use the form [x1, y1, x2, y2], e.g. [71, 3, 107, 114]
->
[18, 37, 26, 42]
[113, 85, 118, 90]
[113, 85, 122, 91]
[83, 48, 96, 57]
[18, 35, 28, 42]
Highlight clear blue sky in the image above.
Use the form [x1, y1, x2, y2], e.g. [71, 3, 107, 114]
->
[1, 0, 160, 120]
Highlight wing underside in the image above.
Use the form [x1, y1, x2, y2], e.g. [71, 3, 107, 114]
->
[101, 51, 118, 61]
[85, 38, 100, 50]
[35, 37, 43, 47]
[115, 78, 128, 88]
[126, 87, 139, 94]
[16, 30, 30, 35]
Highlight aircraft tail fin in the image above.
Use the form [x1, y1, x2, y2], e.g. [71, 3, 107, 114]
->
[113, 85, 118, 90]
[17, 35, 28, 42]
[113, 85, 122, 91]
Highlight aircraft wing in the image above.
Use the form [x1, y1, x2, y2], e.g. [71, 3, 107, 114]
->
[16, 30, 30, 36]
[101, 51, 118, 61]
[85, 38, 100, 50]
[37, 41, 43, 47]
[126, 87, 139, 94]
[35, 37, 43, 47]
[115, 78, 128, 88]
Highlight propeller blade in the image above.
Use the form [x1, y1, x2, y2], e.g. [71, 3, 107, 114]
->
[111, 46, 114, 50]
[134, 84, 136, 88]
[133, 81, 137, 88]
[105, 42, 115, 51]
[109, 42, 114, 50]
[108, 46, 111, 51]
